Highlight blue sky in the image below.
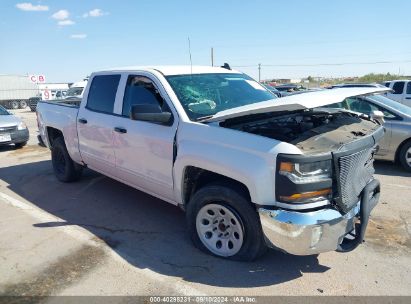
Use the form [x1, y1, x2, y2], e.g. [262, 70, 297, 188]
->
[1, 0, 411, 82]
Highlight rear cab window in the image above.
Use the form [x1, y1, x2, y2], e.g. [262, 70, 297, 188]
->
[86, 75, 121, 113]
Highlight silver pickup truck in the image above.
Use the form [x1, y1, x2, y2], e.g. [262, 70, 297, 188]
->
[37, 66, 387, 261]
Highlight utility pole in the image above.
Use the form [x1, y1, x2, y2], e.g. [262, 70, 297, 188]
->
[258, 63, 261, 82]
[211, 47, 214, 67]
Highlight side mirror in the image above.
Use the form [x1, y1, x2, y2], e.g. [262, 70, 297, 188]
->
[370, 110, 385, 124]
[130, 104, 173, 125]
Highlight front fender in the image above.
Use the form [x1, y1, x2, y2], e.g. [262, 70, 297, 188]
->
[173, 122, 301, 205]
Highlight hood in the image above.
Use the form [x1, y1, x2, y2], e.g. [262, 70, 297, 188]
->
[0, 114, 22, 127]
[206, 87, 390, 122]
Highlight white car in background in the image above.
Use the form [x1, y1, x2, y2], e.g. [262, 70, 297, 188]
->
[383, 80, 411, 107]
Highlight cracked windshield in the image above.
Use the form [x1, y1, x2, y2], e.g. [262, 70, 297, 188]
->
[166, 73, 276, 120]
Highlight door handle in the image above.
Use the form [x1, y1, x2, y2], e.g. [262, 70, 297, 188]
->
[114, 127, 127, 134]
[78, 118, 88, 124]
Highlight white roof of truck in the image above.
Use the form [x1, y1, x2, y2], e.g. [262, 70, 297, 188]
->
[102, 65, 241, 76]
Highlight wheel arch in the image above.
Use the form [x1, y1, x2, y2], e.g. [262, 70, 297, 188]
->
[181, 166, 252, 208]
[46, 127, 64, 148]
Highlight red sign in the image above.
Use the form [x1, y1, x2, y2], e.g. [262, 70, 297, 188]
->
[29, 75, 46, 83]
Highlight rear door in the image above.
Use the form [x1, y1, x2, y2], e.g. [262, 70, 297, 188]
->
[387, 81, 405, 102]
[77, 74, 121, 176]
[110, 73, 178, 202]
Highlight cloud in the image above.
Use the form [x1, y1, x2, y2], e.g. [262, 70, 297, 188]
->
[83, 9, 108, 18]
[52, 10, 70, 20]
[70, 34, 87, 39]
[58, 19, 75, 26]
[16, 2, 49, 11]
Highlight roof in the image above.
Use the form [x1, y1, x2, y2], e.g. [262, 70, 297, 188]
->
[101, 65, 241, 76]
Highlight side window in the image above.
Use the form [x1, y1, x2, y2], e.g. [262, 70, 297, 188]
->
[384, 82, 391, 88]
[392, 81, 405, 94]
[86, 75, 121, 113]
[347, 98, 397, 119]
[406, 82, 411, 94]
[122, 75, 164, 117]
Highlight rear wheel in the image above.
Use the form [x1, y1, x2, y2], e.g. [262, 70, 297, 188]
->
[399, 141, 411, 172]
[51, 137, 83, 182]
[186, 184, 266, 261]
[9, 100, 19, 109]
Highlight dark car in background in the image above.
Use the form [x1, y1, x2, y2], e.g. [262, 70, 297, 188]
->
[261, 84, 282, 97]
[327, 83, 387, 89]
[274, 84, 306, 92]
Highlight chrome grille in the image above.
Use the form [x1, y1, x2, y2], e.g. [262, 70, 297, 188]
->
[338, 148, 375, 212]
[0, 126, 16, 134]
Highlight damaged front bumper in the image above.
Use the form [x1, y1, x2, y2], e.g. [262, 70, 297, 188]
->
[258, 179, 380, 255]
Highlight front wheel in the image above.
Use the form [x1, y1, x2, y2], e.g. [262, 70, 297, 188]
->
[186, 184, 266, 261]
[19, 100, 27, 109]
[15, 142, 27, 149]
[51, 137, 83, 182]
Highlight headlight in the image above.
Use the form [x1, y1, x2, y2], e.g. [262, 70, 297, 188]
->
[279, 188, 331, 203]
[17, 121, 27, 130]
[276, 156, 333, 205]
[279, 159, 332, 183]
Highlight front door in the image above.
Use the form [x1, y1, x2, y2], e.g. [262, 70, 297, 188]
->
[111, 74, 178, 202]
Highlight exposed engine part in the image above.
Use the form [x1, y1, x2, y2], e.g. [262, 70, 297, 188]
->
[223, 110, 380, 154]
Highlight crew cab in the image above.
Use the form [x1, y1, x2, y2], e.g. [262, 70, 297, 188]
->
[37, 66, 387, 261]
[384, 80, 411, 107]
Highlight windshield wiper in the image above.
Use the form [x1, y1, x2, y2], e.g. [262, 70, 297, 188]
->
[195, 114, 215, 122]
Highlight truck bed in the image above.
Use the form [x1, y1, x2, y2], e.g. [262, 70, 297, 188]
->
[39, 97, 81, 107]
[36, 99, 81, 161]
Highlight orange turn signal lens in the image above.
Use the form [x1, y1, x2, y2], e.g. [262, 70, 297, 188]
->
[279, 162, 294, 173]
[279, 188, 331, 203]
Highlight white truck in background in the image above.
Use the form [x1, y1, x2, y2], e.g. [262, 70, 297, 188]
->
[65, 80, 88, 99]
[37, 66, 386, 261]
[384, 80, 411, 107]
[29, 80, 88, 112]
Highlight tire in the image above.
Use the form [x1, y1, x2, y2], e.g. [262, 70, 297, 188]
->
[186, 184, 266, 261]
[29, 106, 36, 112]
[399, 141, 411, 172]
[19, 100, 27, 109]
[9, 100, 19, 109]
[51, 137, 83, 182]
[15, 142, 27, 149]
